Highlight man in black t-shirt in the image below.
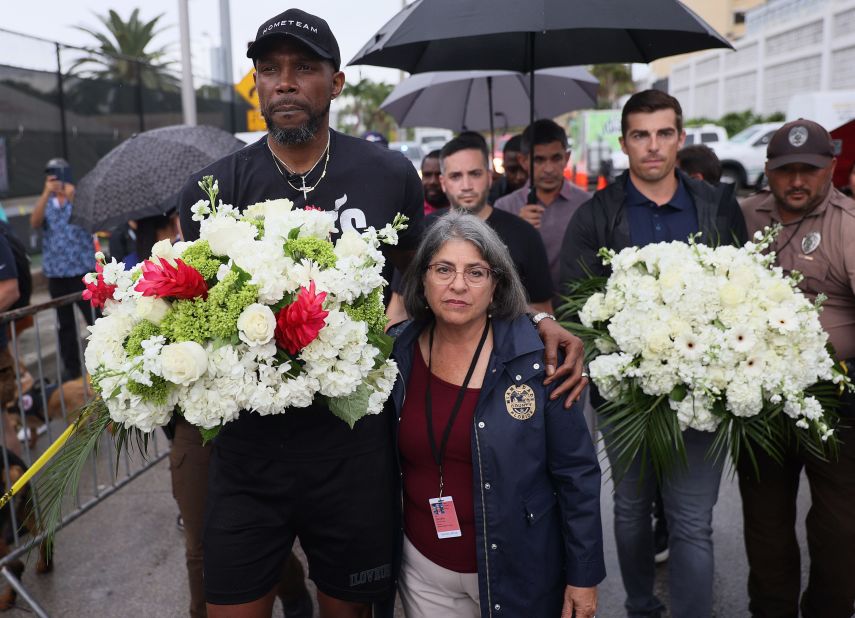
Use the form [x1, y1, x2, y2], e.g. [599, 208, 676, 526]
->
[177, 10, 423, 618]
[176, 9, 587, 618]
[433, 134, 554, 312]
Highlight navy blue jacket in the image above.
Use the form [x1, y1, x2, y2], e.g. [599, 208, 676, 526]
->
[390, 316, 606, 617]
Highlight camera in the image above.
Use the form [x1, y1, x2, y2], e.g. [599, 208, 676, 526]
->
[44, 158, 73, 184]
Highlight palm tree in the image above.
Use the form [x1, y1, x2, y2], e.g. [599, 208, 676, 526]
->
[69, 8, 179, 91]
[339, 78, 396, 137]
[589, 63, 634, 109]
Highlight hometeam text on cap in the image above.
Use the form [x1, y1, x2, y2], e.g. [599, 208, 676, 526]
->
[246, 8, 341, 71]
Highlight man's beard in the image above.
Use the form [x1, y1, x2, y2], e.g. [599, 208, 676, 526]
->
[425, 190, 449, 208]
[263, 101, 331, 145]
[449, 194, 487, 215]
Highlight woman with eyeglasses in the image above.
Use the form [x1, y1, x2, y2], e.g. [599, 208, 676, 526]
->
[389, 211, 605, 618]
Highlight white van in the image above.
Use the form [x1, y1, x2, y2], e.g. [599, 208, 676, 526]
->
[787, 91, 855, 132]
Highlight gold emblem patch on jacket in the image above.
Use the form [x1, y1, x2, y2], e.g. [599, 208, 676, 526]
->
[504, 384, 536, 420]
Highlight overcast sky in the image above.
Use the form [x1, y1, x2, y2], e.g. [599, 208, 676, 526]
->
[0, 0, 404, 85]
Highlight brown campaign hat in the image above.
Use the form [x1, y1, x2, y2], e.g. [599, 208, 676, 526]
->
[246, 9, 340, 71]
[766, 119, 835, 169]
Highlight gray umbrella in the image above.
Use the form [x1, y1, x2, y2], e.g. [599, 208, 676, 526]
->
[381, 67, 598, 152]
[72, 125, 245, 231]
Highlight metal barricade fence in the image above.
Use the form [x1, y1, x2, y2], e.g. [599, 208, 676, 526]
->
[0, 292, 168, 617]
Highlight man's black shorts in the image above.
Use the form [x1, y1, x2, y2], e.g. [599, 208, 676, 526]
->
[203, 434, 397, 605]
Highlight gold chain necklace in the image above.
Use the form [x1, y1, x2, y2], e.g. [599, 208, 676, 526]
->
[267, 131, 331, 201]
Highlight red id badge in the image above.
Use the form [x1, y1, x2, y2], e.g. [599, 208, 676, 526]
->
[428, 496, 462, 538]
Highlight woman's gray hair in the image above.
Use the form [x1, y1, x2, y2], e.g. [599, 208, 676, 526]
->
[402, 211, 530, 321]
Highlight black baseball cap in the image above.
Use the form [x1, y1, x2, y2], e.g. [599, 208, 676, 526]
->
[767, 119, 835, 170]
[246, 9, 340, 71]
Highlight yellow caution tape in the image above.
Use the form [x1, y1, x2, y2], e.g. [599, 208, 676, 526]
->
[0, 415, 85, 509]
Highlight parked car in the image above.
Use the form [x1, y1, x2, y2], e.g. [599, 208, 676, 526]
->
[683, 124, 728, 146]
[389, 141, 425, 170]
[709, 122, 783, 191]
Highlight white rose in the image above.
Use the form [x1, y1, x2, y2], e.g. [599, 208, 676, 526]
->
[160, 341, 208, 385]
[151, 239, 177, 265]
[237, 303, 276, 346]
[719, 281, 747, 306]
[135, 296, 171, 325]
[245, 198, 294, 221]
[171, 241, 191, 257]
[658, 268, 683, 289]
[201, 217, 257, 256]
[643, 328, 672, 357]
[766, 280, 793, 303]
[334, 230, 368, 259]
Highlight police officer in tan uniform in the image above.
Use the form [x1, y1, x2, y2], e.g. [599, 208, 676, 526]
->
[740, 119, 855, 618]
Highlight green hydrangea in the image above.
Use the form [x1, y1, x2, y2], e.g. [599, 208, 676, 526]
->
[155, 270, 259, 344]
[344, 289, 387, 335]
[248, 218, 265, 237]
[124, 320, 163, 357]
[285, 237, 337, 268]
[181, 240, 223, 281]
[205, 270, 259, 340]
[127, 375, 171, 405]
[160, 298, 210, 343]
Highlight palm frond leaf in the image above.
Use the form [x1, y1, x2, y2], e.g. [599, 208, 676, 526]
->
[32, 401, 110, 553]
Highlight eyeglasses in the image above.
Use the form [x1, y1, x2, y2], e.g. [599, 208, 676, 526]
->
[426, 263, 495, 287]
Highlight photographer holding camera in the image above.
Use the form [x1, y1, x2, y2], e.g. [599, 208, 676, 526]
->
[30, 158, 95, 381]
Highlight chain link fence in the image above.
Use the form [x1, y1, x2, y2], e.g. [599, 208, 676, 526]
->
[0, 28, 251, 200]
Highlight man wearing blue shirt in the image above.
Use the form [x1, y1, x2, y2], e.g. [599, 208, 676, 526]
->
[560, 90, 746, 618]
[30, 159, 95, 380]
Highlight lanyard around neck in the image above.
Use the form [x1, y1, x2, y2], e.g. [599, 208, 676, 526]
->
[425, 318, 490, 497]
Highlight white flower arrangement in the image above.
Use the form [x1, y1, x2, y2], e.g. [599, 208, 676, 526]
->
[82, 176, 407, 437]
[563, 229, 848, 476]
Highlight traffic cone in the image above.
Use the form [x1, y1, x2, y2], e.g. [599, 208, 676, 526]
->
[596, 175, 607, 190]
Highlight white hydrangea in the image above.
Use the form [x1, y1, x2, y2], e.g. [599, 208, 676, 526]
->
[301, 311, 375, 397]
[579, 234, 842, 436]
[365, 360, 399, 415]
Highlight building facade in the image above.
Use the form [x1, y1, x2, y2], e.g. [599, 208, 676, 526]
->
[648, 0, 767, 82]
[669, 0, 855, 118]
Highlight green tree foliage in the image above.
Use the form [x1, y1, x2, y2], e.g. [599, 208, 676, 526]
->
[338, 78, 396, 137]
[685, 110, 786, 137]
[589, 64, 635, 109]
[69, 8, 178, 91]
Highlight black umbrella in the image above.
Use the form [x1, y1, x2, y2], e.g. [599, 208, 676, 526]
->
[350, 0, 732, 202]
[72, 125, 245, 231]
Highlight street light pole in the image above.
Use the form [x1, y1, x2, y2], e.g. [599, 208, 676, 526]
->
[178, 0, 197, 125]
[219, 0, 234, 86]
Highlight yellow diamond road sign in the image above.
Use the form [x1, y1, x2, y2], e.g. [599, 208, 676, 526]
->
[247, 109, 266, 132]
[235, 69, 265, 131]
[235, 69, 258, 107]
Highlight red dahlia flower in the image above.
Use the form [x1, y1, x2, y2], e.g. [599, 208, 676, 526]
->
[81, 262, 117, 309]
[274, 281, 329, 355]
[135, 258, 208, 300]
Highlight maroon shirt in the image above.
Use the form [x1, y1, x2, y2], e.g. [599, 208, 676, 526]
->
[399, 342, 478, 573]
